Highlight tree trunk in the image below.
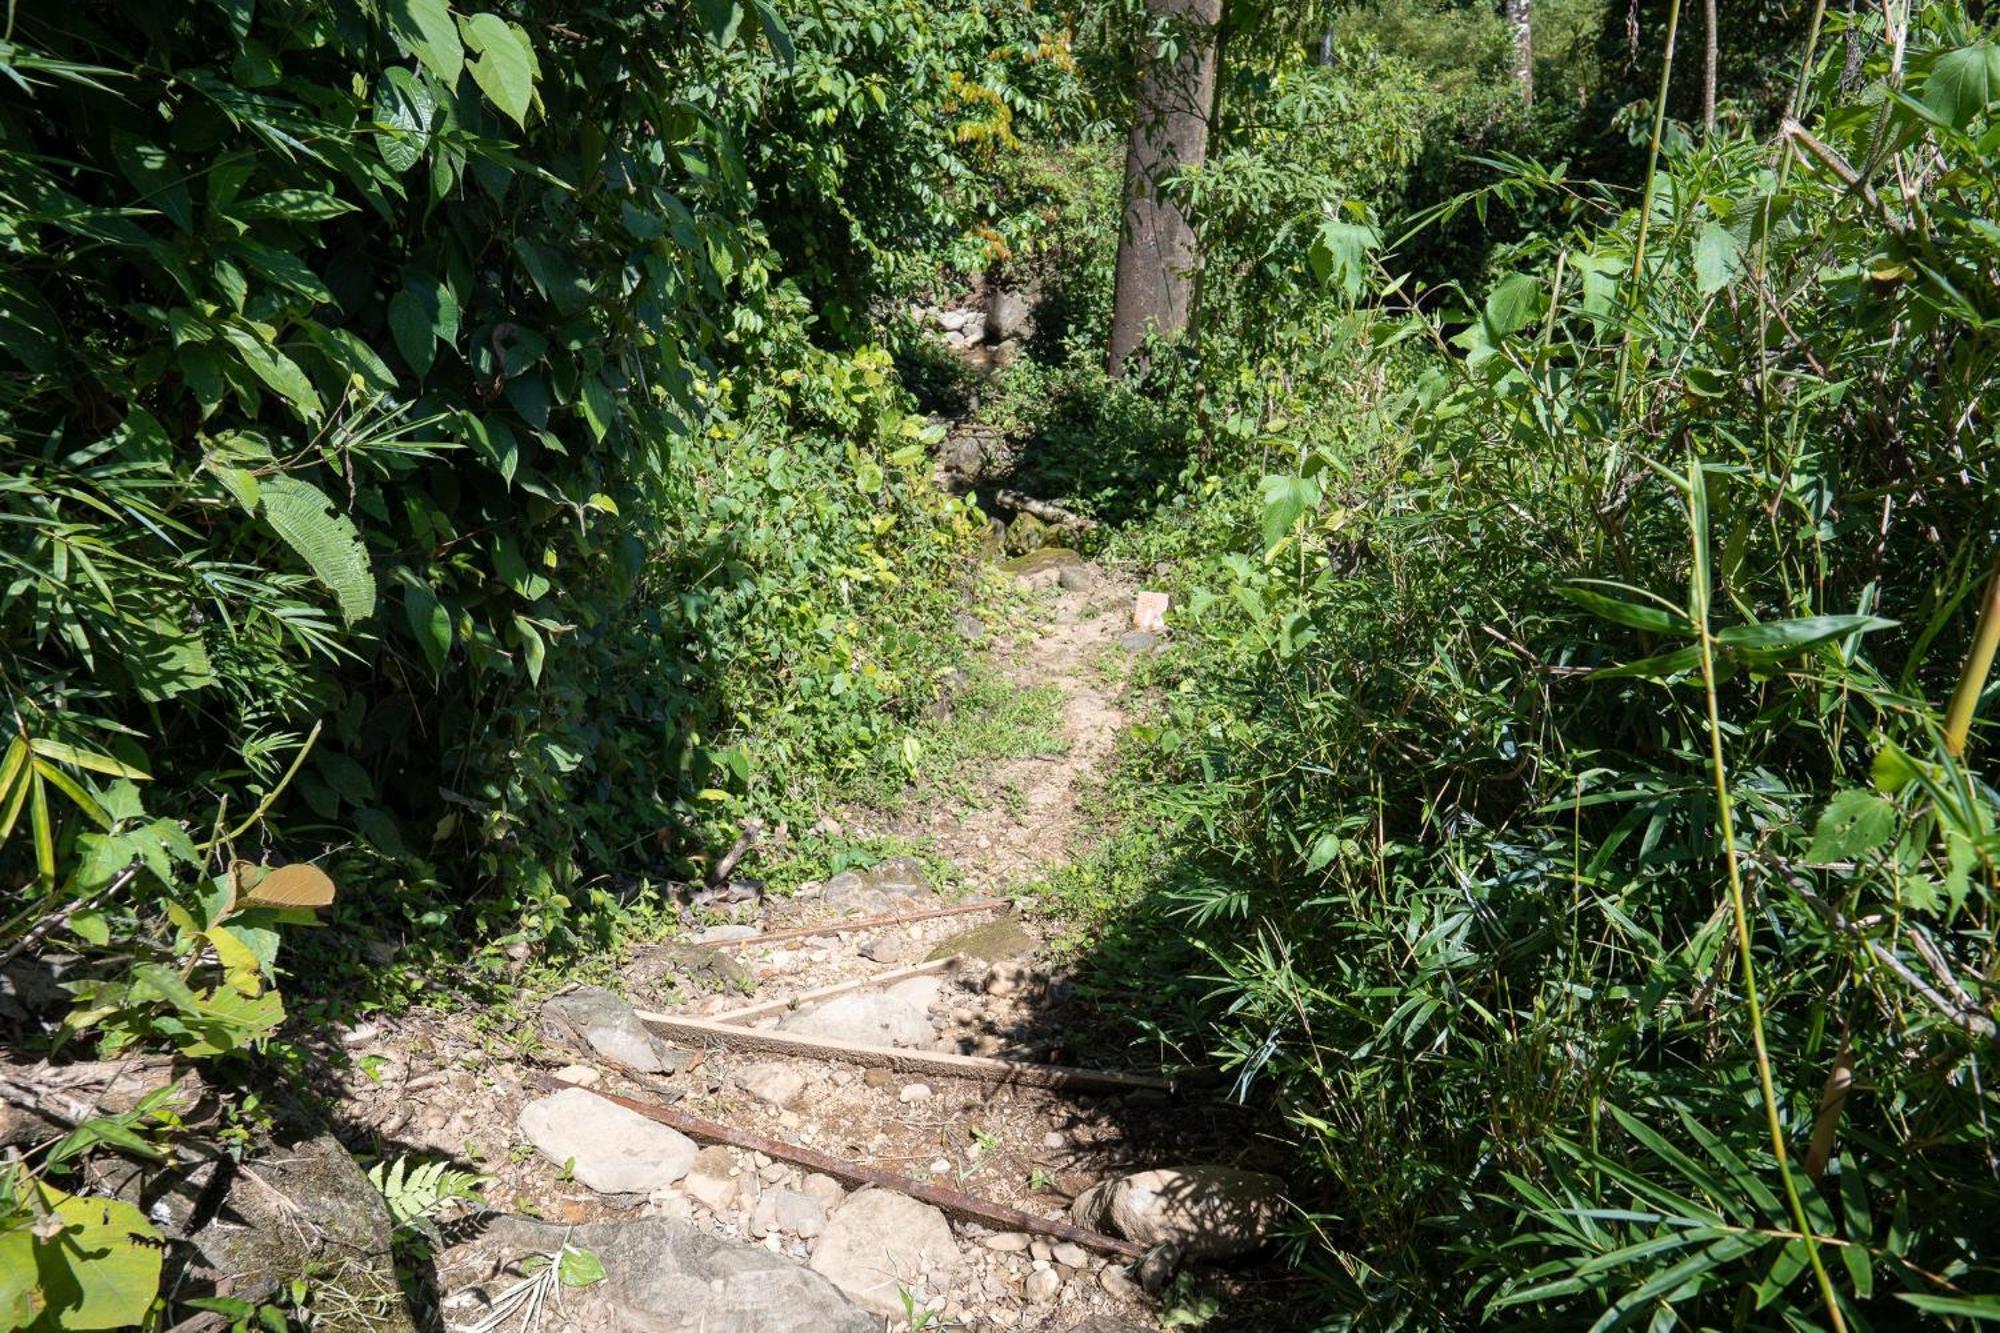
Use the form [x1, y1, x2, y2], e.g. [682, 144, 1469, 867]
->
[1106, 0, 1224, 376]
[1507, 0, 1533, 105]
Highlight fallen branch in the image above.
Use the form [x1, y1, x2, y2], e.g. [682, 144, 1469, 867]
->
[635, 1010, 1175, 1092]
[708, 817, 765, 887]
[698, 899, 1008, 951]
[994, 489, 1098, 531]
[712, 957, 959, 1025]
[0, 867, 138, 969]
[539, 1078, 1146, 1261]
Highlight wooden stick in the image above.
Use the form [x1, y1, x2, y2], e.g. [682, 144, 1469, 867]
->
[713, 957, 958, 1025]
[635, 1010, 1175, 1092]
[994, 489, 1098, 531]
[700, 899, 1008, 950]
[540, 1078, 1145, 1262]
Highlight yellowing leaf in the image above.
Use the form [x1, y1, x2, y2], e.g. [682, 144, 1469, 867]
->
[241, 863, 337, 908]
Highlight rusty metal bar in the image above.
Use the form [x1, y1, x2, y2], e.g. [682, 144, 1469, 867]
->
[538, 1077, 1144, 1262]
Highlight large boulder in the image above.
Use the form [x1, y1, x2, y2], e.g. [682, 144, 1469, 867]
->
[808, 1188, 960, 1316]
[517, 1087, 697, 1194]
[542, 986, 682, 1074]
[1070, 1166, 1285, 1259]
[821, 856, 934, 915]
[985, 288, 1032, 342]
[439, 1214, 874, 1333]
[776, 992, 935, 1049]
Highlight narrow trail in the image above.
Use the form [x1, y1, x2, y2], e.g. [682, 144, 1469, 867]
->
[864, 566, 1137, 896]
[328, 553, 1260, 1332]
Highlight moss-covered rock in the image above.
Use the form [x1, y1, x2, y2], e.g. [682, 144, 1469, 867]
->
[927, 915, 1036, 962]
[1000, 547, 1084, 577]
[1004, 512, 1050, 555]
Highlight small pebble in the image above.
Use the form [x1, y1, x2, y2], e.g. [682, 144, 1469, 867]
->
[928, 1158, 951, 1176]
[1025, 1268, 1062, 1301]
[1052, 1242, 1088, 1268]
[983, 1232, 1031, 1252]
[1042, 1130, 1065, 1149]
[899, 1083, 933, 1103]
[553, 1064, 601, 1086]
[1030, 1239, 1052, 1262]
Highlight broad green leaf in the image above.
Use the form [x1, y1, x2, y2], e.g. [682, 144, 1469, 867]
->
[217, 323, 323, 419]
[1923, 44, 2000, 130]
[1806, 789, 1897, 864]
[1871, 740, 1928, 795]
[229, 190, 357, 222]
[25, 740, 150, 781]
[354, 807, 407, 857]
[1258, 474, 1320, 552]
[580, 373, 614, 442]
[1716, 614, 1896, 657]
[1588, 644, 1702, 681]
[461, 13, 536, 127]
[748, 0, 795, 63]
[1897, 1292, 2000, 1320]
[558, 1244, 607, 1287]
[374, 66, 435, 174]
[1483, 273, 1541, 337]
[1307, 219, 1378, 301]
[697, 0, 744, 46]
[20, 1178, 162, 1330]
[390, 0, 464, 85]
[513, 614, 545, 684]
[401, 575, 451, 673]
[259, 475, 378, 625]
[204, 461, 260, 514]
[109, 132, 193, 232]
[1692, 222, 1741, 294]
[388, 289, 436, 376]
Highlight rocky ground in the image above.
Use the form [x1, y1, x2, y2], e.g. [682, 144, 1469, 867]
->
[313, 553, 1292, 1331]
[281, 296, 1295, 1331]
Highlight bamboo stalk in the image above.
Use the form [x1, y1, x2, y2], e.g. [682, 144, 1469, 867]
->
[1943, 549, 2000, 757]
[1686, 459, 1847, 1331]
[535, 1077, 1147, 1261]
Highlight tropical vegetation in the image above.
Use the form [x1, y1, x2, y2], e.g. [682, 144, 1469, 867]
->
[3, 0, 1998, 1326]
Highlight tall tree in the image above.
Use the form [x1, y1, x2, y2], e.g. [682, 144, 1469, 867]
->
[1507, 0, 1533, 104]
[1106, 0, 1225, 374]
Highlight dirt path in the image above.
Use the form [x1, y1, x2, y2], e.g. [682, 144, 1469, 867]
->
[328, 563, 1233, 1332]
[869, 567, 1137, 896]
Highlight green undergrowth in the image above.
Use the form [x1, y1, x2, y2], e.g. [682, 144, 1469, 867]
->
[1002, 7, 2000, 1329]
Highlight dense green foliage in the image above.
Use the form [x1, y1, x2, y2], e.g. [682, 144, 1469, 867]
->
[7, 0, 2000, 1327]
[0, 0, 1093, 959]
[1007, 1, 2000, 1326]
[0, 1, 1087, 1322]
